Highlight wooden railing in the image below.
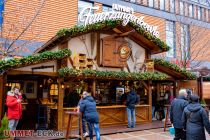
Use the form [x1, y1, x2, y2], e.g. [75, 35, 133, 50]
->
[62, 105, 150, 130]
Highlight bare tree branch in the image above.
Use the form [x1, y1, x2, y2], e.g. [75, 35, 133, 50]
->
[5, 0, 46, 53]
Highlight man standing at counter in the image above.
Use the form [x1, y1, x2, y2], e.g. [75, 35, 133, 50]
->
[126, 82, 138, 128]
[80, 91, 100, 140]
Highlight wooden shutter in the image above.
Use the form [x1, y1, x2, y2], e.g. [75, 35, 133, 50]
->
[102, 37, 127, 67]
[102, 39, 116, 67]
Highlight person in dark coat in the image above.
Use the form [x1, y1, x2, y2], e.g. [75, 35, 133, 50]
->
[170, 89, 188, 140]
[182, 95, 210, 140]
[80, 91, 100, 140]
[126, 82, 137, 128]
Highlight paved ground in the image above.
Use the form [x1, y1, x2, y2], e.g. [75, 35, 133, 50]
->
[100, 128, 210, 140]
[18, 128, 210, 140]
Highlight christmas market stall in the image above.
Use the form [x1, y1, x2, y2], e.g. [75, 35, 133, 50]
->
[0, 4, 197, 131]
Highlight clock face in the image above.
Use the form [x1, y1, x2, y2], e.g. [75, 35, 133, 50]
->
[119, 43, 131, 60]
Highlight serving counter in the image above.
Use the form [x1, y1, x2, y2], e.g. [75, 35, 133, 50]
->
[61, 105, 151, 130]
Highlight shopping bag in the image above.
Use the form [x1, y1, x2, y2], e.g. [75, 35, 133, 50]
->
[169, 125, 175, 135]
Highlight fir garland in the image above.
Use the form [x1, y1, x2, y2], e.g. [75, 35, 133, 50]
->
[0, 49, 71, 71]
[57, 20, 170, 52]
[58, 68, 168, 80]
[154, 58, 197, 80]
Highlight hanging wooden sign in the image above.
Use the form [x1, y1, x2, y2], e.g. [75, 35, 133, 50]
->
[118, 42, 131, 60]
[146, 59, 154, 72]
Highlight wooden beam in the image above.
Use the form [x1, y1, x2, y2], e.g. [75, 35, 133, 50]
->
[92, 79, 96, 97]
[173, 81, 177, 97]
[7, 70, 58, 77]
[0, 74, 6, 119]
[58, 78, 64, 131]
[96, 33, 101, 66]
[141, 81, 149, 91]
[117, 29, 135, 37]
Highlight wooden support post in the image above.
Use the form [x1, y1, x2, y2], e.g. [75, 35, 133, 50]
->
[92, 79, 96, 97]
[58, 78, 64, 131]
[0, 74, 6, 119]
[148, 80, 152, 122]
[200, 77, 203, 99]
[173, 81, 177, 97]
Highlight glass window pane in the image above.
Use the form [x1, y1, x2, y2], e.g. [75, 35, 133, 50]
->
[130, 0, 136, 3]
[170, 0, 175, 13]
[202, 8, 205, 21]
[160, 0, 165, 10]
[166, 21, 175, 58]
[180, 2, 184, 15]
[166, 21, 174, 31]
[149, 0, 154, 7]
[102, 5, 112, 12]
[189, 4, 193, 17]
[78, 0, 93, 25]
[181, 24, 190, 60]
[198, 7, 201, 20]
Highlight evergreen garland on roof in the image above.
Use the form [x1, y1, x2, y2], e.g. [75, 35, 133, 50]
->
[57, 20, 170, 52]
[154, 58, 197, 80]
[58, 67, 168, 80]
[0, 49, 71, 71]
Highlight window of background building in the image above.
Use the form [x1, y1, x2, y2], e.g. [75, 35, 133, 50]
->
[166, 20, 176, 58]
[130, 0, 136, 3]
[189, 4, 193, 17]
[148, 0, 154, 7]
[206, 9, 209, 22]
[198, 7, 201, 20]
[102, 5, 112, 12]
[199, 0, 209, 6]
[170, 0, 175, 13]
[160, 0, 165, 10]
[191, 0, 198, 3]
[181, 24, 190, 61]
[78, 0, 93, 25]
[209, 9, 210, 22]
[180, 1, 184, 15]
[0, 0, 4, 27]
[201, 7, 205, 21]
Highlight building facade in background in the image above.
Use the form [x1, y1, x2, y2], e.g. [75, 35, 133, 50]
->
[1, 0, 210, 67]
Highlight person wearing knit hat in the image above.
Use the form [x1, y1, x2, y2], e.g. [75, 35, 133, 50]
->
[182, 94, 210, 140]
[170, 89, 188, 140]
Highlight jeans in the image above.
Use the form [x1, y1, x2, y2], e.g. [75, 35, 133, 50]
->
[9, 119, 19, 131]
[87, 122, 100, 140]
[152, 106, 155, 118]
[126, 107, 136, 128]
[174, 128, 186, 140]
[79, 116, 91, 135]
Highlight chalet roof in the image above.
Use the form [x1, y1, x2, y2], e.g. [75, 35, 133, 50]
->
[0, 49, 71, 73]
[35, 20, 170, 54]
[154, 59, 196, 80]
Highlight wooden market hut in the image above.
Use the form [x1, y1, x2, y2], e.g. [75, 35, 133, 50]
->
[0, 20, 197, 131]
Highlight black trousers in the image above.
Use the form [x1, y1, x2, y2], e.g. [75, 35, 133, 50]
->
[174, 128, 186, 140]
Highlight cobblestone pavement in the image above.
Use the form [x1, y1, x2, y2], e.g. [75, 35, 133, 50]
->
[100, 128, 210, 140]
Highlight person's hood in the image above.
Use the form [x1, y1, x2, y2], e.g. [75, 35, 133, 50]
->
[177, 95, 187, 100]
[130, 90, 136, 95]
[7, 91, 14, 96]
[187, 103, 202, 112]
[84, 96, 94, 102]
